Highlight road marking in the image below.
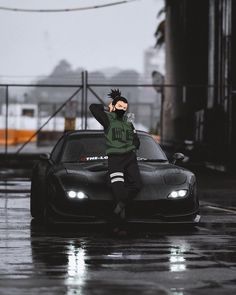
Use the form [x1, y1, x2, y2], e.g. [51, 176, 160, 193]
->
[205, 205, 236, 214]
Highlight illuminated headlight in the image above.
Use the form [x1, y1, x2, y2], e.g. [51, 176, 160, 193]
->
[167, 189, 188, 199]
[68, 190, 76, 198]
[77, 191, 87, 199]
[67, 190, 88, 200]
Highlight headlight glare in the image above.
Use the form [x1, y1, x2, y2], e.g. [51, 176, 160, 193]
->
[68, 190, 76, 198]
[170, 191, 178, 198]
[77, 191, 87, 199]
[168, 189, 188, 199]
[178, 190, 187, 197]
[67, 190, 88, 200]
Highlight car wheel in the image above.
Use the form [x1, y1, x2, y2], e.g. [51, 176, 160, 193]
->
[30, 173, 46, 221]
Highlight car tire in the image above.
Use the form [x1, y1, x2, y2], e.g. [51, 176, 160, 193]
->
[30, 172, 46, 221]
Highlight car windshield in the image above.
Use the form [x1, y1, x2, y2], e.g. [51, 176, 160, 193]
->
[60, 134, 168, 163]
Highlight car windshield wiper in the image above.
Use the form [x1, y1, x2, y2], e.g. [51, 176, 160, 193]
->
[138, 159, 168, 162]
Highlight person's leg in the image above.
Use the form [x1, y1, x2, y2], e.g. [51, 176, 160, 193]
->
[124, 151, 143, 200]
[113, 151, 142, 234]
[108, 155, 127, 203]
[108, 154, 128, 221]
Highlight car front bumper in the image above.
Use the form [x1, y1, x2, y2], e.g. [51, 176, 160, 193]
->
[44, 200, 201, 225]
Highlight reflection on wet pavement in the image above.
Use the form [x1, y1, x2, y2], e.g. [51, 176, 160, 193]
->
[0, 178, 236, 295]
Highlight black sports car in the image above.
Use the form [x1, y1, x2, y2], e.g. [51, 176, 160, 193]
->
[30, 130, 201, 224]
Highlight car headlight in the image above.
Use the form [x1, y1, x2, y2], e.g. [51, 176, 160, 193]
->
[67, 190, 88, 200]
[167, 189, 188, 199]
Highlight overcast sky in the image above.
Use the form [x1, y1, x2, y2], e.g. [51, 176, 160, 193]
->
[0, 0, 164, 82]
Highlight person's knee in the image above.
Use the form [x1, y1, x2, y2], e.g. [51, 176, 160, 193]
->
[109, 171, 124, 184]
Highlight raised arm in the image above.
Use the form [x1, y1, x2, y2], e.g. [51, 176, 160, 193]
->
[89, 103, 110, 129]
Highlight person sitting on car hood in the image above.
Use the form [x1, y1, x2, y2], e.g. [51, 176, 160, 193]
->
[89, 89, 142, 234]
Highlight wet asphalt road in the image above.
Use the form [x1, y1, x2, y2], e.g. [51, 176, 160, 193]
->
[0, 176, 236, 295]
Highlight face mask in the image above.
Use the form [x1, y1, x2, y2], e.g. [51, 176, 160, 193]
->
[115, 108, 126, 118]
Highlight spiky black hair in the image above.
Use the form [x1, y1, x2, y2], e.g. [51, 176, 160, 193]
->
[108, 89, 121, 100]
[108, 88, 128, 105]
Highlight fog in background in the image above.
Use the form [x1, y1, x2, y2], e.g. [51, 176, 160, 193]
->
[0, 0, 164, 82]
[0, 0, 164, 133]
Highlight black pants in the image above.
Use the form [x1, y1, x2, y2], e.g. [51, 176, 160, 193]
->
[108, 150, 142, 205]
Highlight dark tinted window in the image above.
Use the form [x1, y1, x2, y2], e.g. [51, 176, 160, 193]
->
[61, 133, 167, 162]
[61, 135, 106, 162]
[137, 135, 167, 160]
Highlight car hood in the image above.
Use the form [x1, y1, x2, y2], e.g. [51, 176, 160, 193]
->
[52, 161, 194, 200]
[63, 161, 192, 182]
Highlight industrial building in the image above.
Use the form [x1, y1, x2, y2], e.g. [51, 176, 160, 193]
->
[163, 0, 236, 171]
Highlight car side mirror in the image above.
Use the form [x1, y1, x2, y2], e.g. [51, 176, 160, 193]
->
[39, 153, 51, 161]
[171, 152, 185, 164]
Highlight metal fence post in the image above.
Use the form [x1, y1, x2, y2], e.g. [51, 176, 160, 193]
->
[81, 72, 85, 129]
[5, 86, 9, 155]
[84, 71, 88, 130]
[81, 71, 88, 130]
